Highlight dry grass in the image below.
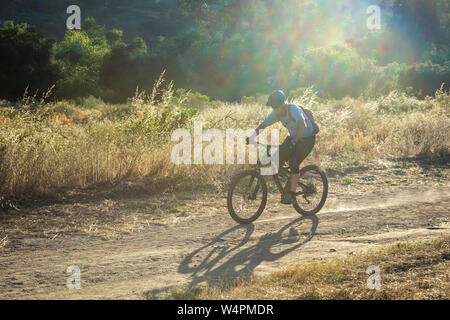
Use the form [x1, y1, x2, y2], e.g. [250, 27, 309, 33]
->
[168, 234, 450, 300]
[0, 84, 449, 200]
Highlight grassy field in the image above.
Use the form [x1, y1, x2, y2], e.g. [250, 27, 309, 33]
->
[0, 82, 449, 201]
[167, 234, 450, 300]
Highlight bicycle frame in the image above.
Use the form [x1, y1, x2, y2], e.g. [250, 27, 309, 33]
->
[255, 168, 309, 197]
[249, 141, 310, 197]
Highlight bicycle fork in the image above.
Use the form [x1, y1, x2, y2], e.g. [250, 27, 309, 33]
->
[247, 175, 261, 200]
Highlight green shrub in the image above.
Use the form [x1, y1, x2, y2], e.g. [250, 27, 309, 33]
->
[125, 103, 198, 144]
[241, 96, 256, 104]
[53, 20, 112, 99]
[175, 88, 210, 109]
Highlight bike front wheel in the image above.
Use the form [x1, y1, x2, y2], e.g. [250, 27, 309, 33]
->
[227, 170, 268, 224]
[292, 165, 328, 216]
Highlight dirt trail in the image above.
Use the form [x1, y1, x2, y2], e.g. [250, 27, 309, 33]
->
[0, 180, 449, 299]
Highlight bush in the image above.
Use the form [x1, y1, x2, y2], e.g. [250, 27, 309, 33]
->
[399, 61, 450, 97]
[99, 37, 149, 103]
[175, 88, 210, 109]
[241, 96, 257, 104]
[294, 44, 373, 99]
[127, 84, 198, 144]
[241, 94, 269, 106]
[365, 62, 409, 97]
[375, 90, 432, 113]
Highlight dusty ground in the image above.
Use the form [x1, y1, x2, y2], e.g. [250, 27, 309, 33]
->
[0, 159, 448, 299]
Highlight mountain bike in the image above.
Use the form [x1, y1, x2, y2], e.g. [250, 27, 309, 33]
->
[227, 142, 328, 224]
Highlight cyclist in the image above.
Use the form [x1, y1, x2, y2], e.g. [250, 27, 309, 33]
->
[247, 90, 316, 204]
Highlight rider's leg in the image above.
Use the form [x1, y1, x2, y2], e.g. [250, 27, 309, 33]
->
[278, 137, 294, 167]
[288, 136, 316, 194]
[281, 136, 315, 204]
[290, 173, 300, 193]
[278, 138, 295, 204]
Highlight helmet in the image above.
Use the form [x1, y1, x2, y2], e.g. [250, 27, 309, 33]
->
[266, 90, 286, 108]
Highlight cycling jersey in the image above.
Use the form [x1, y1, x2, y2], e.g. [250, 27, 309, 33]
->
[263, 104, 314, 139]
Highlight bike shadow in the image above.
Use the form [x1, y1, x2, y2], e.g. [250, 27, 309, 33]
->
[178, 215, 319, 287]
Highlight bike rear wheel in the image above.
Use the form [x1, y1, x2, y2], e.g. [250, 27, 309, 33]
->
[292, 165, 328, 216]
[227, 170, 267, 224]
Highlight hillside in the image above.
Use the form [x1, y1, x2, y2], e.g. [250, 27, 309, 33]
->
[1, 0, 449, 102]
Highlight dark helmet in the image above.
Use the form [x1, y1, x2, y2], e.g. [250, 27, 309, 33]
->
[266, 90, 286, 108]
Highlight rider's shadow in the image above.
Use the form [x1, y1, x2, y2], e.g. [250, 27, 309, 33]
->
[178, 216, 319, 287]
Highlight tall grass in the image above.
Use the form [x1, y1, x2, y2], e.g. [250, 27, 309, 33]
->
[313, 87, 449, 162]
[0, 83, 448, 199]
[0, 75, 197, 198]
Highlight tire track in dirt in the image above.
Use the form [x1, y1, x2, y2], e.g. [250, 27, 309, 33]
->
[0, 186, 448, 299]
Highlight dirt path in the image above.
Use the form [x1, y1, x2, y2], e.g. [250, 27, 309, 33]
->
[0, 177, 448, 299]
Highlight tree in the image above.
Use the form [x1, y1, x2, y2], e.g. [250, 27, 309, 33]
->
[0, 21, 60, 101]
[53, 18, 111, 99]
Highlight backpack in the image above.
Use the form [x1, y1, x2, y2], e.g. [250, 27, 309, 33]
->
[286, 104, 320, 135]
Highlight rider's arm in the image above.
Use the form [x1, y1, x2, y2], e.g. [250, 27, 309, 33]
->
[247, 111, 277, 144]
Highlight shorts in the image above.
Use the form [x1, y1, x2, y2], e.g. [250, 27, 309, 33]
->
[279, 135, 315, 174]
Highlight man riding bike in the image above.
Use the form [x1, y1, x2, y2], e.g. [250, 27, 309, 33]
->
[247, 90, 316, 205]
